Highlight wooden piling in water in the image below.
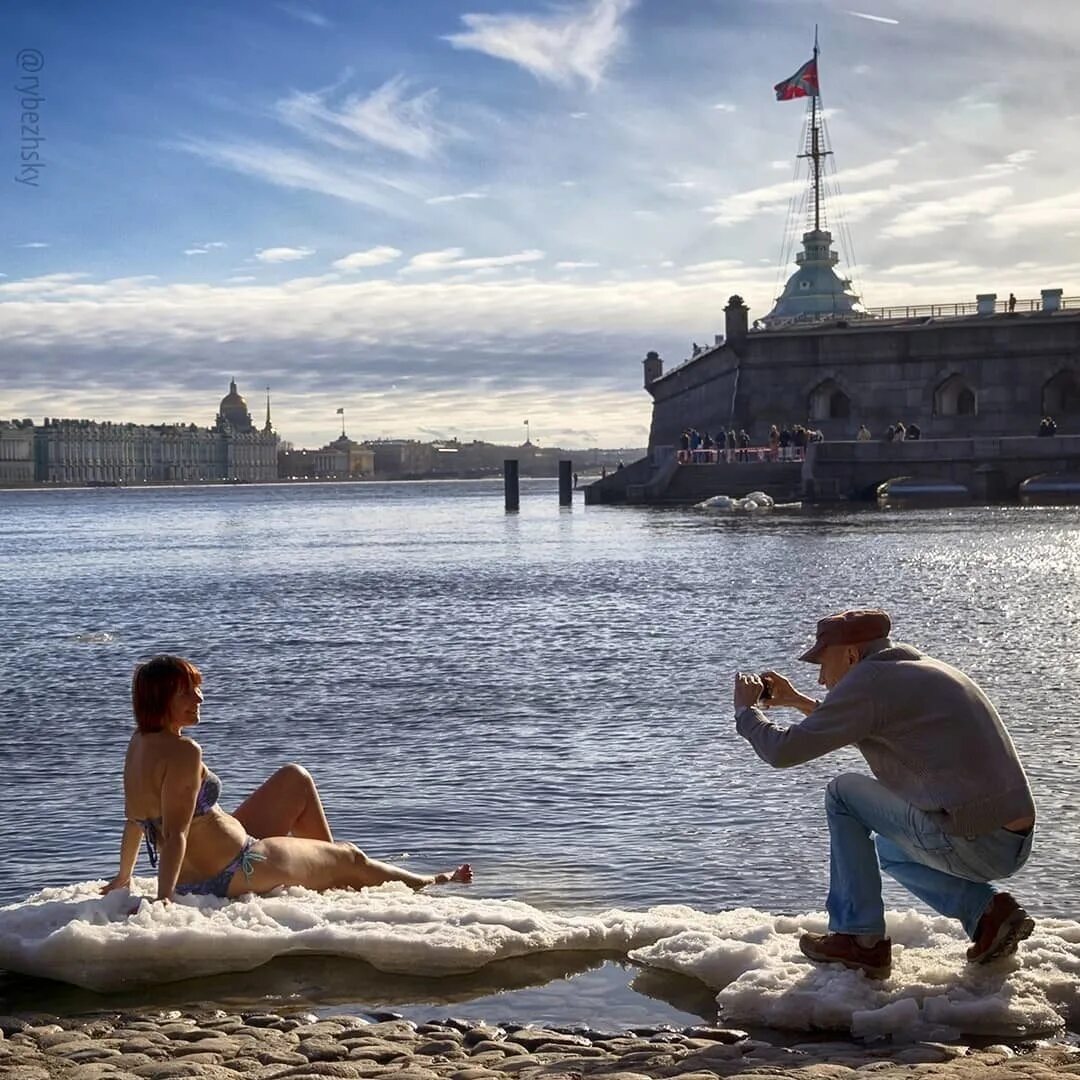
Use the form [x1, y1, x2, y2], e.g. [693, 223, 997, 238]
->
[559, 460, 572, 506]
[504, 459, 519, 511]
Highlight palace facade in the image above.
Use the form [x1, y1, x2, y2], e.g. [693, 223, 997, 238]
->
[0, 380, 279, 486]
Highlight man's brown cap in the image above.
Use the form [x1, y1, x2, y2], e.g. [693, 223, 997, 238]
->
[798, 609, 892, 664]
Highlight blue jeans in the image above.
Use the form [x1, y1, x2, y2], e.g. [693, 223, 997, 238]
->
[825, 773, 1034, 940]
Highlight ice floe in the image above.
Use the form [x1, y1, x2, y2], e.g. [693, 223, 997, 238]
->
[697, 491, 787, 511]
[2, 882, 1077, 1040]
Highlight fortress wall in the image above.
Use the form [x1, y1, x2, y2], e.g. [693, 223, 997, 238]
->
[647, 350, 739, 446]
[649, 314, 1080, 448]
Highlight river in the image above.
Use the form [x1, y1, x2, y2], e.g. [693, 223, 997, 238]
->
[0, 480, 1076, 1025]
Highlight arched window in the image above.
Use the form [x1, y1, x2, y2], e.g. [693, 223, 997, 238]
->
[808, 379, 852, 421]
[934, 374, 978, 417]
[1042, 370, 1080, 415]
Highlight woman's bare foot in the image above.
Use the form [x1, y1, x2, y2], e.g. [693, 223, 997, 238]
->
[432, 863, 473, 886]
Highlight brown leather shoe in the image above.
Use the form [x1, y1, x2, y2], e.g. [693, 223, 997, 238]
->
[799, 932, 892, 979]
[966, 893, 1034, 964]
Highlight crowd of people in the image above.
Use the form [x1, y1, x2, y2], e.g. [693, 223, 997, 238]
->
[856, 421, 923, 442]
[677, 424, 825, 464]
[676, 416, 1064, 465]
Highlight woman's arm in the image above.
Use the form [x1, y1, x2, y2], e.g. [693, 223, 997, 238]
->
[100, 819, 144, 894]
[155, 740, 202, 902]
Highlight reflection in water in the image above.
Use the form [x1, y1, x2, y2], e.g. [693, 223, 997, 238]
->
[0, 952, 717, 1031]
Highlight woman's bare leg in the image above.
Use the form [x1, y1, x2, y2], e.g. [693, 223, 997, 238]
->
[238, 837, 471, 897]
[232, 764, 333, 841]
[355, 852, 473, 890]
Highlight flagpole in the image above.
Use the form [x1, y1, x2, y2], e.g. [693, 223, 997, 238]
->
[811, 26, 820, 232]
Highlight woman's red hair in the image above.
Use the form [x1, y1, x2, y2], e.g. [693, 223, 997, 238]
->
[132, 655, 202, 733]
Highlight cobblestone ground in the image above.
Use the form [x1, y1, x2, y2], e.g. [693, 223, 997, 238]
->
[1, 1011, 1079, 1080]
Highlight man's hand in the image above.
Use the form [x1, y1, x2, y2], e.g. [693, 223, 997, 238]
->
[100, 875, 131, 896]
[734, 672, 765, 710]
[759, 670, 800, 708]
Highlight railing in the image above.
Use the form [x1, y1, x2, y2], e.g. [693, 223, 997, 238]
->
[859, 296, 1080, 320]
[677, 447, 805, 464]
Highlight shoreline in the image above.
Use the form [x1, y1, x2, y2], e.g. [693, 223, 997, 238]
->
[3, 1007, 1079, 1080]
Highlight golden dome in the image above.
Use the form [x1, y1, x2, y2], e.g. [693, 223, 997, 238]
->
[219, 379, 248, 413]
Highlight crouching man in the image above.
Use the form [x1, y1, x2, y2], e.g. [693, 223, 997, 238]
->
[734, 609, 1035, 979]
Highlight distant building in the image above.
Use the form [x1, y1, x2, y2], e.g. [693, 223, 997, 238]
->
[279, 432, 374, 479]
[0, 380, 279, 485]
[0, 420, 35, 484]
[370, 439, 436, 478]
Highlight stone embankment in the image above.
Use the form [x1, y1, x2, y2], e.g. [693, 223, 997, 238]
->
[1, 1011, 1078, 1080]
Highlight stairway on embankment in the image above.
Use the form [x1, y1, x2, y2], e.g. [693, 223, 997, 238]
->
[660, 462, 803, 504]
[585, 459, 803, 505]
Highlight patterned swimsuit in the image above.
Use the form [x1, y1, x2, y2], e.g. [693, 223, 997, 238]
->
[136, 769, 266, 897]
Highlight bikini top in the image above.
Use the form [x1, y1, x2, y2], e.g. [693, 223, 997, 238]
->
[135, 769, 222, 868]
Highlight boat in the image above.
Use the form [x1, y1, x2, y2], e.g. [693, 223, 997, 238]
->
[877, 477, 970, 502]
[1019, 473, 1080, 503]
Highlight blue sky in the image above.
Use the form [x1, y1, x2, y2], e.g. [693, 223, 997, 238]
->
[4, 0, 1079, 448]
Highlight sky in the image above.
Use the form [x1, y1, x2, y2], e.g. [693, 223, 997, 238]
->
[4, 0, 1079, 449]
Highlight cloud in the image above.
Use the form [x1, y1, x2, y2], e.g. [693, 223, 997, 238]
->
[846, 10, 900, 24]
[712, 103, 736, 113]
[16, 242, 49, 249]
[570, 112, 589, 119]
[445, 0, 635, 89]
[988, 190, 1080, 239]
[225, 276, 257, 284]
[331, 247, 403, 271]
[880, 186, 1013, 239]
[255, 246, 316, 263]
[705, 158, 901, 226]
[402, 248, 545, 274]
[175, 137, 419, 212]
[979, 149, 1036, 177]
[680, 259, 746, 277]
[555, 260, 599, 269]
[425, 191, 488, 205]
[276, 75, 451, 160]
[277, 3, 329, 27]
[0, 272, 90, 295]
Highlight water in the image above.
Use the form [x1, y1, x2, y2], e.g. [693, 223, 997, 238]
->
[1, 480, 1078, 1022]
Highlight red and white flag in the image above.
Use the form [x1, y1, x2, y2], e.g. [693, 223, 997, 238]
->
[774, 57, 819, 101]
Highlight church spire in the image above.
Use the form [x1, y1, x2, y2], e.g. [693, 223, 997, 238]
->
[263, 387, 273, 434]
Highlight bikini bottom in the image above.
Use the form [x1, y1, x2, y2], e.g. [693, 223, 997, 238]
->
[175, 837, 267, 898]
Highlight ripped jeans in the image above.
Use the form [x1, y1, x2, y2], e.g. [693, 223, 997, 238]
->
[824, 772, 1034, 940]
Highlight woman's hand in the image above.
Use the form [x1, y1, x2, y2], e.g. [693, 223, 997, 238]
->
[100, 875, 131, 896]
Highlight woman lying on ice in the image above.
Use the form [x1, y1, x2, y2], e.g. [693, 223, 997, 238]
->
[101, 655, 472, 903]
